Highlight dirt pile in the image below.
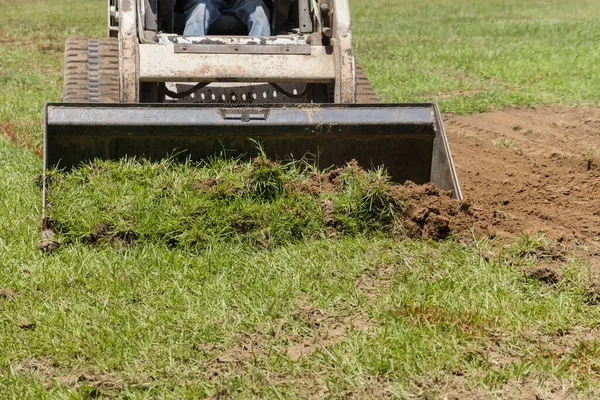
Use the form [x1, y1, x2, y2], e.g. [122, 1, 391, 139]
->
[394, 182, 473, 240]
[286, 161, 474, 240]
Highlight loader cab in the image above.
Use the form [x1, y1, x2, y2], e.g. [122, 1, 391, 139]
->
[132, 0, 310, 38]
[106, 0, 354, 104]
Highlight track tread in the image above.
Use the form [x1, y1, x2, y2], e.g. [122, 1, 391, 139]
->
[63, 37, 119, 103]
[355, 57, 380, 104]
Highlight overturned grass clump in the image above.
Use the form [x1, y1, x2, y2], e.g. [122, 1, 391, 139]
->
[46, 157, 458, 250]
[45, 157, 472, 251]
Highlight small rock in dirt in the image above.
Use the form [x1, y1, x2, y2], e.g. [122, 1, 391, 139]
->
[0, 287, 17, 300]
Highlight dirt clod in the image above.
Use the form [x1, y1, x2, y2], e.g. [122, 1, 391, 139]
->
[191, 178, 217, 191]
[527, 264, 564, 285]
[398, 182, 474, 240]
[320, 199, 341, 235]
[39, 239, 60, 253]
[17, 322, 36, 330]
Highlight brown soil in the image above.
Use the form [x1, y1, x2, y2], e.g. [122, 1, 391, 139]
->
[445, 106, 600, 258]
[191, 178, 217, 191]
[395, 182, 474, 240]
[526, 264, 564, 285]
[13, 357, 125, 395]
[285, 162, 352, 196]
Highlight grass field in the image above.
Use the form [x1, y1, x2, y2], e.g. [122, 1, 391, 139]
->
[2, 0, 600, 398]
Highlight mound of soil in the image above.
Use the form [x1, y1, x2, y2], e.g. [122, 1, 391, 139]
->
[286, 161, 474, 241]
[394, 182, 474, 240]
[445, 106, 600, 256]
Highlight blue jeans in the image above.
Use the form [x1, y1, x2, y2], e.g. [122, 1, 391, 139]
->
[184, 0, 271, 36]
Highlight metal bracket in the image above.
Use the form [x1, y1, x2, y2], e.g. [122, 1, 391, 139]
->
[174, 44, 311, 55]
[298, 0, 314, 33]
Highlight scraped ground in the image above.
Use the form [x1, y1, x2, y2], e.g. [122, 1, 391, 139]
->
[446, 107, 600, 261]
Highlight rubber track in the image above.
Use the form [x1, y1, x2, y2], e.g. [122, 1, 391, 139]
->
[63, 37, 119, 103]
[355, 57, 380, 104]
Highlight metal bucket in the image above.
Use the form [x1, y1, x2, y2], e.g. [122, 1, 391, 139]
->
[44, 102, 461, 198]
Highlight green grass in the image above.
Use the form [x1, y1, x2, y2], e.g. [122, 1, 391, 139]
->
[2, 0, 600, 398]
[0, 0, 104, 151]
[353, 0, 600, 113]
[45, 157, 403, 249]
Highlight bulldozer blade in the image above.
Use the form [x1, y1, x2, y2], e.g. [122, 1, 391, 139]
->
[44, 102, 461, 199]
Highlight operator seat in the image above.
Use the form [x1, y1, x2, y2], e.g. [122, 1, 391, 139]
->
[173, 0, 292, 35]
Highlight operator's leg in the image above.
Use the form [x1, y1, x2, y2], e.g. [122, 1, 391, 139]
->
[228, 0, 271, 36]
[184, 0, 227, 35]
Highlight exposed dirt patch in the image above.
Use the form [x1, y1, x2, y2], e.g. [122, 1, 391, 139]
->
[414, 374, 488, 400]
[0, 287, 17, 300]
[285, 298, 373, 362]
[526, 264, 564, 285]
[356, 264, 396, 300]
[13, 357, 127, 395]
[204, 299, 373, 371]
[445, 107, 600, 257]
[286, 164, 348, 196]
[538, 326, 600, 353]
[499, 376, 575, 400]
[414, 371, 575, 399]
[80, 223, 138, 250]
[517, 244, 569, 264]
[13, 357, 56, 381]
[200, 298, 375, 398]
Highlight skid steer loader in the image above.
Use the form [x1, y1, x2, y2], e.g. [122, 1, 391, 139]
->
[43, 0, 461, 200]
